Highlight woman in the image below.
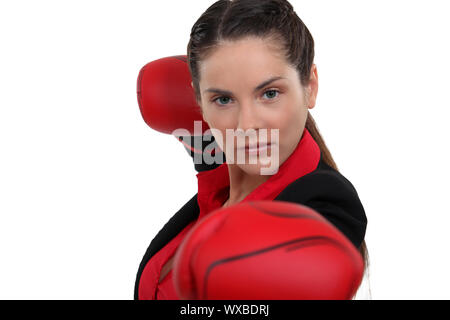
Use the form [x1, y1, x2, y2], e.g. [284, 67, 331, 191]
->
[135, 0, 369, 300]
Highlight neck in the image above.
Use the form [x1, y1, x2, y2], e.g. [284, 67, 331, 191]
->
[223, 163, 272, 207]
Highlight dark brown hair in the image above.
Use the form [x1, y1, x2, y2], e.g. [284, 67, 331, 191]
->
[187, 0, 369, 278]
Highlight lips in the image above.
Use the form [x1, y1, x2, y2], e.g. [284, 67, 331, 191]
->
[247, 143, 269, 149]
[239, 142, 273, 154]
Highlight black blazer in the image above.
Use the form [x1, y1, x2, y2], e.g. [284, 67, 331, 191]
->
[134, 154, 367, 299]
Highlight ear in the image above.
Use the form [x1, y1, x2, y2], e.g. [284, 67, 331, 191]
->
[306, 64, 318, 109]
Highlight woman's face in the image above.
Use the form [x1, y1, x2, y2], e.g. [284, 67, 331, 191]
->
[197, 36, 317, 175]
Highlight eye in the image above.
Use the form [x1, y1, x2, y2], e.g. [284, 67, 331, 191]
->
[263, 89, 279, 100]
[211, 89, 280, 106]
[212, 96, 233, 106]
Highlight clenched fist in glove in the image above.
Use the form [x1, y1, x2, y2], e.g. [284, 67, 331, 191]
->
[136, 55, 224, 172]
[172, 200, 364, 300]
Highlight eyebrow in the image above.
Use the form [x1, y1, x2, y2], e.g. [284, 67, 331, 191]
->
[203, 76, 286, 95]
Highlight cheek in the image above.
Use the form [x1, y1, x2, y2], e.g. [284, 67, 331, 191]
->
[206, 114, 237, 143]
[272, 105, 303, 136]
[209, 128, 226, 151]
[207, 109, 236, 128]
[275, 105, 305, 152]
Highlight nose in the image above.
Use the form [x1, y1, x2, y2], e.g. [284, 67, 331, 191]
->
[235, 102, 267, 150]
[236, 100, 263, 132]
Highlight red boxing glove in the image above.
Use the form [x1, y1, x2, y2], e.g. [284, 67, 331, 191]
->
[136, 55, 224, 171]
[137, 55, 208, 135]
[172, 200, 364, 300]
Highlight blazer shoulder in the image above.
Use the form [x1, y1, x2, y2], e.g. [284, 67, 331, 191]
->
[134, 193, 199, 299]
[275, 161, 367, 249]
[148, 193, 200, 255]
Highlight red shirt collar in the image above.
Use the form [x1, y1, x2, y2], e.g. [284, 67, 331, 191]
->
[195, 127, 321, 221]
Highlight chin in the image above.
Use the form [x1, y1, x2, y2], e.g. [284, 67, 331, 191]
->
[235, 158, 281, 176]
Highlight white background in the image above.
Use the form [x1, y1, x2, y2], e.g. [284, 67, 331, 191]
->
[0, 0, 449, 299]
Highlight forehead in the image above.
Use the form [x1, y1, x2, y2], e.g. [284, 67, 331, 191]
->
[199, 37, 292, 86]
